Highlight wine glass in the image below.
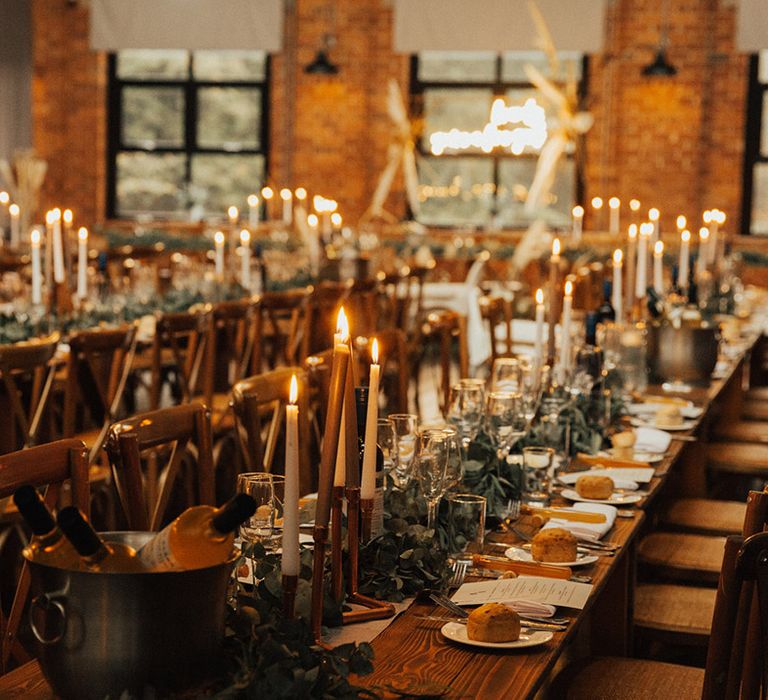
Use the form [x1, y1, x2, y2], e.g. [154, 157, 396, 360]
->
[440, 425, 463, 490]
[237, 473, 275, 545]
[490, 358, 521, 393]
[377, 418, 396, 476]
[446, 383, 485, 455]
[414, 429, 451, 530]
[571, 345, 603, 397]
[388, 413, 418, 489]
[485, 391, 528, 461]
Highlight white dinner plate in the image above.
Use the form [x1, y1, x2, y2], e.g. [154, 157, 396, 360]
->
[560, 488, 643, 505]
[613, 449, 665, 464]
[627, 403, 703, 419]
[630, 418, 697, 432]
[504, 546, 598, 568]
[441, 622, 553, 649]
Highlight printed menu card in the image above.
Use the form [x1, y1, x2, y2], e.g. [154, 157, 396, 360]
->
[451, 576, 593, 610]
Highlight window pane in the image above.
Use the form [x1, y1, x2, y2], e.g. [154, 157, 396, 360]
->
[759, 50, 768, 84]
[418, 51, 497, 82]
[423, 88, 494, 153]
[751, 163, 768, 235]
[117, 50, 188, 80]
[116, 152, 186, 217]
[191, 154, 265, 214]
[417, 157, 494, 226]
[121, 86, 184, 148]
[502, 51, 582, 83]
[761, 92, 768, 157]
[197, 87, 261, 150]
[193, 50, 266, 81]
[497, 158, 575, 228]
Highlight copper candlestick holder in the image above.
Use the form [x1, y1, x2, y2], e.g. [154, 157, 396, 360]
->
[330, 485, 345, 603]
[360, 497, 374, 543]
[282, 574, 298, 620]
[310, 524, 329, 643]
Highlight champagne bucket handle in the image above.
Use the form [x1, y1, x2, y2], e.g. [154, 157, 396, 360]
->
[29, 593, 67, 645]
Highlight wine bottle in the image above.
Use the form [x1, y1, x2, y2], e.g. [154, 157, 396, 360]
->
[355, 387, 384, 538]
[57, 506, 146, 573]
[138, 494, 256, 571]
[596, 280, 616, 324]
[13, 486, 78, 567]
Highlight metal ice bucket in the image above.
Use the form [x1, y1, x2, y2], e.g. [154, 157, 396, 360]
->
[25, 531, 236, 700]
[647, 321, 720, 385]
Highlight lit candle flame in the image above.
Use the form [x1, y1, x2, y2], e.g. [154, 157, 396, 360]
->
[654, 241, 664, 256]
[628, 223, 638, 239]
[228, 206, 238, 221]
[261, 187, 274, 200]
[9, 203, 19, 217]
[52, 207, 61, 220]
[609, 197, 620, 209]
[240, 229, 250, 244]
[564, 280, 573, 297]
[535, 288, 544, 305]
[214, 231, 225, 245]
[640, 222, 653, 237]
[78, 227, 88, 241]
[45, 210, 54, 224]
[295, 187, 307, 200]
[591, 197, 603, 210]
[715, 209, 726, 224]
[552, 237, 561, 257]
[629, 199, 641, 212]
[699, 227, 710, 241]
[372, 338, 379, 364]
[682, 229, 691, 242]
[308, 213, 319, 227]
[289, 374, 298, 404]
[572, 205, 584, 217]
[31, 229, 40, 245]
[247, 194, 258, 207]
[280, 188, 292, 201]
[613, 249, 622, 265]
[331, 212, 342, 227]
[676, 215, 686, 230]
[0, 192, 8, 205]
[63, 209, 73, 224]
[337, 307, 349, 341]
[703, 210, 712, 224]
[648, 208, 660, 222]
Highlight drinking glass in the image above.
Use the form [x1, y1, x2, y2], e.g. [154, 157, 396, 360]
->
[414, 429, 451, 530]
[485, 391, 528, 460]
[521, 446, 554, 506]
[377, 418, 396, 475]
[237, 472, 276, 545]
[490, 357, 521, 393]
[446, 494, 486, 559]
[388, 413, 418, 489]
[446, 383, 485, 454]
[571, 345, 603, 397]
[618, 322, 648, 396]
[441, 425, 463, 490]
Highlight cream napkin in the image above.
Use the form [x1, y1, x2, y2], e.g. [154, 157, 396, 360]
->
[502, 600, 557, 617]
[542, 503, 617, 541]
[634, 426, 672, 454]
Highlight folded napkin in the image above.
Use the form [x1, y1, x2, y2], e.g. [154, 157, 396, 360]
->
[542, 503, 617, 541]
[634, 426, 672, 454]
[501, 600, 557, 617]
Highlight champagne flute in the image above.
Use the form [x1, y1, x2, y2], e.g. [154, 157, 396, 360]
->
[388, 413, 418, 489]
[237, 473, 275, 545]
[485, 391, 528, 461]
[490, 357, 521, 393]
[446, 383, 485, 456]
[415, 429, 450, 530]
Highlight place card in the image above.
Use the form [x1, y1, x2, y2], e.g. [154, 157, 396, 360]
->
[451, 576, 593, 610]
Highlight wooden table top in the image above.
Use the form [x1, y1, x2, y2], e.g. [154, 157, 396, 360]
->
[0, 342, 753, 699]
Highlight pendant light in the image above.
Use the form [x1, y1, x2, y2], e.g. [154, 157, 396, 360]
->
[642, 0, 677, 77]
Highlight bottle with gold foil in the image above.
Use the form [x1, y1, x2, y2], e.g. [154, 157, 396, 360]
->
[138, 494, 256, 571]
[57, 506, 146, 573]
[14, 486, 78, 568]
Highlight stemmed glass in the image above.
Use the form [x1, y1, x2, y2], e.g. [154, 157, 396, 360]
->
[440, 425, 463, 490]
[490, 358, 521, 393]
[388, 413, 418, 489]
[446, 383, 485, 456]
[414, 429, 451, 530]
[571, 345, 603, 398]
[485, 391, 528, 462]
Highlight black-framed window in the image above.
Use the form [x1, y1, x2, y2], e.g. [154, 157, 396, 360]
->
[411, 51, 587, 228]
[743, 51, 768, 235]
[107, 49, 269, 220]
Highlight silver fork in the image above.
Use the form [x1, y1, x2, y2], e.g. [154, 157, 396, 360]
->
[447, 559, 469, 589]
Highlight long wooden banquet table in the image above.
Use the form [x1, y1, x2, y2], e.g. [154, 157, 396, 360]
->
[0, 333, 757, 699]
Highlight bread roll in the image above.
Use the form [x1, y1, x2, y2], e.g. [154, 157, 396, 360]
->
[611, 430, 636, 460]
[466, 603, 521, 643]
[655, 405, 683, 428]
[576, 475, 614, 500]
[531, 527, 578, 563]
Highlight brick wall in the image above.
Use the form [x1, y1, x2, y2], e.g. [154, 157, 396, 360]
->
[28, 0, 750, 233]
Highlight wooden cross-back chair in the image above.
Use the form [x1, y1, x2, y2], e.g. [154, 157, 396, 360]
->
[232, 367, 313, 496]
[63, 324, 139, 464]
[0, 333, 60, 450]
[479, 294, 512, 366]
[204, 299, 258, 429]
[304, 350, 334, 454]
[299, 282, 350, 362]
[105, 402, 215, 532]
[0, 439, 88, 674]
[255, 288, 309, 372]
[343, 278, 383, 337]
[557, 529, 766, 698]
[150, 308, 211, 410]
[353, 329, 409, 414]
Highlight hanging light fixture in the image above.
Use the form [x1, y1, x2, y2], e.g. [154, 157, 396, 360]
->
[642, 0, 677, 77]
[305, 34, 339, 75]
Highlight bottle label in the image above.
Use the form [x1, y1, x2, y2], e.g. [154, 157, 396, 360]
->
[138, 526, 180, 571]
[371, 484, 385, 539]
